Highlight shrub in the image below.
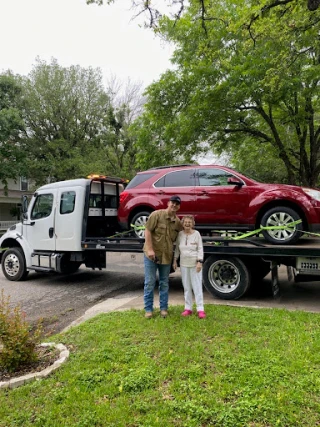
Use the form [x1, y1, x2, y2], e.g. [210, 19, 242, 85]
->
[0, 290, 43, 372]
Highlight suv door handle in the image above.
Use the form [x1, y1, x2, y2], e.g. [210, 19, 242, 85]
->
[156, 191, 165, 194]
[196, 191, 208, 195]
[49, 227, 54, 238]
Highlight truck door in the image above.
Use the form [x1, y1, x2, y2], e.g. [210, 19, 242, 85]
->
[24, 189, 57, 251]
[55, 185, 86, 251]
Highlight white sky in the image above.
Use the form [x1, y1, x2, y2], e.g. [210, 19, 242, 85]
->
[0, 0, 174, 88]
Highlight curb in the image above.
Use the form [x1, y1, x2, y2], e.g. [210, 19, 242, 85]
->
[0, 342, 69, 390]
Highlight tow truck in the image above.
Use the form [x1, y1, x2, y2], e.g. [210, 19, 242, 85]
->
[1, 176, 320, 301]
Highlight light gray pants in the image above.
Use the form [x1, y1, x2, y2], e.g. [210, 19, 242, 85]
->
[180, 265, 204, 311]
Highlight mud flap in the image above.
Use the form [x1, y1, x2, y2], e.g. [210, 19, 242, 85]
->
[271, 261, 280, 299]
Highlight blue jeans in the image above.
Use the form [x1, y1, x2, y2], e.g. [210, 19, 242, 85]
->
[144, 255, 171, 312]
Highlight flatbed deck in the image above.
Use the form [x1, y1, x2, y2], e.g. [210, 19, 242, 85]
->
[82, 236, 320, 258]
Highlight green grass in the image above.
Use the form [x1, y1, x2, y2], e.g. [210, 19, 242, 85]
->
[1, 305, 320, 426]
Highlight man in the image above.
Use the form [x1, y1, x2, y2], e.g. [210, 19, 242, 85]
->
[143, 195, 183, 319]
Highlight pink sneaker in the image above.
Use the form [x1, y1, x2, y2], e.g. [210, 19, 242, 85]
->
[198, 311, 206, 319]
[181, 309, 193, 317]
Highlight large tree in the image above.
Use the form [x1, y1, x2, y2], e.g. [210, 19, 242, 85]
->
[129, 1, 320, 185]
[20, 59, 141, 184]
[0, 74, 26, 190]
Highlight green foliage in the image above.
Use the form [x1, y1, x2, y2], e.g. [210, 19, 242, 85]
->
[0, 74, 27, 189]
[0, 290, 43, 372]
[2, 306, 320, 425]
[18, 59, 140, 185]
[131, 0, 320, 185]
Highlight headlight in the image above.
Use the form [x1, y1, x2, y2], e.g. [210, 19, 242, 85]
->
[302, 188, 320, 202]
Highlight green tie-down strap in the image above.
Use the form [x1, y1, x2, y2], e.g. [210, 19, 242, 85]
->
[230, 219, 303, 241]
[106, 224, 145, 239]
[107, 219, 320, 241]
[130, 224, 145, 230]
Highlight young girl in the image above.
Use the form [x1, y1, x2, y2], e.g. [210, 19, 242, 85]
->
[173, 215, 206, 318]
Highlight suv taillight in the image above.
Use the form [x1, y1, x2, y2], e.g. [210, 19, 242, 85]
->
[119, 191, 130, 204]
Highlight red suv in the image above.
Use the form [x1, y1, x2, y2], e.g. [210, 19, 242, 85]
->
[118, 164, 320, 244]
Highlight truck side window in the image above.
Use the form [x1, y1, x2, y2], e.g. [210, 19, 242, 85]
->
[31, 194, 54, 220]
[60, 191, 76, 214]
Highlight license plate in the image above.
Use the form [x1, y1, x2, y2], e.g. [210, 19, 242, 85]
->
[296, 257, 320, 271]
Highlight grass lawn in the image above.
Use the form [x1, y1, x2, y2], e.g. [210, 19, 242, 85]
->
[1, 304, 320, 426]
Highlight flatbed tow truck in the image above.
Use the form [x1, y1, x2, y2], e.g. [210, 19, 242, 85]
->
[82, 234, 320, 300]
[1, 175, 320, 301]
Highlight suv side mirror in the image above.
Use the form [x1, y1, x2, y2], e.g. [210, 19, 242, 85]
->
[227, 177, 244, 186]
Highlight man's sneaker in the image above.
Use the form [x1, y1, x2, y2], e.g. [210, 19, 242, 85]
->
[160, 310, 168, 318]
[181, 309, 193, 317]
[145, 311, 153, 319]
[198, 311, 206, 319]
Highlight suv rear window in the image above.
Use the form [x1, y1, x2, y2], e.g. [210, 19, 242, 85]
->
[126, 173, 157, 189]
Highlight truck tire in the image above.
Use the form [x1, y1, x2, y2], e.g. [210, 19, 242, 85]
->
[131, 211, 152, 238]
[203, 255, 251, 300]
[260, 206, 303, 245]
[1, 248, 29, 281]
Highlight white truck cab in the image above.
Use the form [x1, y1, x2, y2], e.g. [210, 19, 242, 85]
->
[0, 176, 124, 281]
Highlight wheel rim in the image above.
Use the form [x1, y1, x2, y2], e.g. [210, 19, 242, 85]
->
[207, 260, 240, 294]
[265, 211, 296, 242]
[133, 215, 149, 238]
[4, 253, 21, 277]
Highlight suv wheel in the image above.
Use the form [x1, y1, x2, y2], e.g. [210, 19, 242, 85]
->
[131, 211, 152, 238]
[260, 206, 303, 245]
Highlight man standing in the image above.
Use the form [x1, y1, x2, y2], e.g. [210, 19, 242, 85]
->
[143, 196, 183, 318]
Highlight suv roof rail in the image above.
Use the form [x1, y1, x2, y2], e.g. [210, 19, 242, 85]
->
[146, 164, 196, 170]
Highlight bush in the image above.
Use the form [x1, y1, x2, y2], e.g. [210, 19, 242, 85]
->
[0, 290, 43, 372]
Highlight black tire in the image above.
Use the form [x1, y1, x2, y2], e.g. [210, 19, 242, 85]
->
[1, 247, 29, 281]
[203, 255, 251, 300]
[260, 206, 303, 245]
[244, 258, 271, 284]
[131, 211, 152, 238]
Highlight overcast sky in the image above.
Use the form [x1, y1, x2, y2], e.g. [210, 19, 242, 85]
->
[0, 0, 173, 88]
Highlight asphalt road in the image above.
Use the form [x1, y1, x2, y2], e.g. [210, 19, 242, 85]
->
[2, 252, 320, 336]
[0, 253, 146, 335]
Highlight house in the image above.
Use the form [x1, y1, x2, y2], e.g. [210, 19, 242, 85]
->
[0, 177, 29, 231]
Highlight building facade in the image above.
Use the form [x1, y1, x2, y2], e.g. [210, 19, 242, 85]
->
[0, 177, 29, 231]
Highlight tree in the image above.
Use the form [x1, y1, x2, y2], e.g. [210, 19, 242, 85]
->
[86, 1, 320, 26]
[19, 60, 144, 184]
[129, 1, 320, 185]
[19, 59, 111, 184]
[0, 74, 26, 190]
[100, 77, 145, 178]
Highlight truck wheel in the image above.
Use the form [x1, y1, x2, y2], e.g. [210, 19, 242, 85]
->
[1, 248, 29, 281]
[131, 211, 152, 238]
[203, 255, 251, 300]
[260, 206, 303, 245]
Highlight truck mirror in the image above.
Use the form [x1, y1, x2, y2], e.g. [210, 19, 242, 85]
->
[21, 195, 29, 216]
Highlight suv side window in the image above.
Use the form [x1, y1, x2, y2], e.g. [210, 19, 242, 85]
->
[197, 168, 236, 186]
[31, 194, 54, 220]
[154, 170, 195, 187]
